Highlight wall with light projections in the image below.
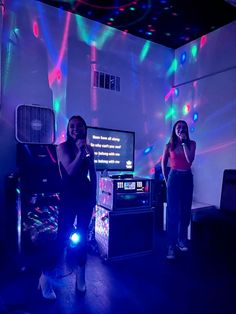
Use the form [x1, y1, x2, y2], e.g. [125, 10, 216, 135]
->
[173, 22, 236, 207]
[0, 0, 174, 233]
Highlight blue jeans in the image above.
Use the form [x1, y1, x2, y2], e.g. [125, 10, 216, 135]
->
[166, 169, 193, 247]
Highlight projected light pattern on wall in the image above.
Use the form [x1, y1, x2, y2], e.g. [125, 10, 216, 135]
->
[2, 0, 173, 182]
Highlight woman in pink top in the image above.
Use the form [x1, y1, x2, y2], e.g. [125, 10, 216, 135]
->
[161, 120, 196, 259]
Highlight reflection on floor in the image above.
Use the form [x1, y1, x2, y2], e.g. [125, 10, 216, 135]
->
[1, 222, 236, 314]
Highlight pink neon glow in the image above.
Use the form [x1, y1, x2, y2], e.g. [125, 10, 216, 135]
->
[157, 155, 162, 163]
[48, 12, 71, 86]
[1, 1, 5, 15]
[150, 167, 155, 175]
[165, 88, 174, 102]
[90, 43, 97, 111]
[46, 146, 57, 163]
[200, 35, 207, 49]
[33, 21, 39, 38]
[57, 69, 62, 83]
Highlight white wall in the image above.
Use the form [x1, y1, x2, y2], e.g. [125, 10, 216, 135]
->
[174, 22, 236, 207]
[0, 0, 174, 241]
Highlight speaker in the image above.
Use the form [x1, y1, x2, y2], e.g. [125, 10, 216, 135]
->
[220, 169, 236, 213]
[95, 205, 154, 260]
[16, 143, 62, 193]
[15, 104, 55, 144]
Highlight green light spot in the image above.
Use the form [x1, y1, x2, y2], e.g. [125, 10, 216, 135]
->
[167, 58, 178, 76]
[191, 45, 198, 58]
[165, 107, 176, 120]
[182, 105, 188, 115]
[140, 41, 151, 62]
[54, 100, 60, 113]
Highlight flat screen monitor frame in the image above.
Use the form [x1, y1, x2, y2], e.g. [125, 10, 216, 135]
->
[87, 126, 135, 172]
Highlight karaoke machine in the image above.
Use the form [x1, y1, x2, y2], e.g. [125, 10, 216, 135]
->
[98, 177, 151, 210]
[95, 205, 154, 260]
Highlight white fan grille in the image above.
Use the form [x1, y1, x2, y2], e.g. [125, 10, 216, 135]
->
[15, 104, 55, 144]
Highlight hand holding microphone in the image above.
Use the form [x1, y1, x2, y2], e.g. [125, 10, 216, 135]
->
[84, 145, 90, 158]
[76, 139, 90, 158]
[180, 131, 187, 145]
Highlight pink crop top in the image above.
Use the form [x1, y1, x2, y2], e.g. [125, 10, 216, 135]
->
[169, 147, 192, 170]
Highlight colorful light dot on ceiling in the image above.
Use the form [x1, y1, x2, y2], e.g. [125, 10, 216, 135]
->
[165, 33, 171, 36]
[130, 7, 135, 11]
[180, 52, 187, 64]
[109, 18, 114, 21]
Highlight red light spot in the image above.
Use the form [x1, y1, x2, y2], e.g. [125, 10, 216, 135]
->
[33, 21, 39, 38]
[57, 70, 61, 82]
[200, 35, 207, 48]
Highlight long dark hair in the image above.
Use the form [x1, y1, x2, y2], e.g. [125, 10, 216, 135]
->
[169, 120, 190, 150]
[66, 115, 87, 143]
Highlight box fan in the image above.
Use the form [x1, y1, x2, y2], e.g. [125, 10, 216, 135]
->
[15, 104, 55, 144]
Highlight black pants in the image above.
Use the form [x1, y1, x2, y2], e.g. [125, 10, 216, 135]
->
[56, 191, 94, 267]
[39, 191, 94, 272]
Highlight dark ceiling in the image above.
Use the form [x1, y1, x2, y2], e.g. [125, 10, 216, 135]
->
[37, 0, 236, 49]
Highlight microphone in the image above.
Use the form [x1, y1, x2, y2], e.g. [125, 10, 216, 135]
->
[82, 144, 90, 158]
[85, 146, 90, 158]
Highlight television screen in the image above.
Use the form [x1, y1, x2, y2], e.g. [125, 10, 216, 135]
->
[87, 126, 135, 172]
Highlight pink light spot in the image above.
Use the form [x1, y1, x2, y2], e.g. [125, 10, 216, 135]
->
[33, 21, 39, 38]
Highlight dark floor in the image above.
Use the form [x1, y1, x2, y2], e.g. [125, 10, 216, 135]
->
[1, 220, 236, 314]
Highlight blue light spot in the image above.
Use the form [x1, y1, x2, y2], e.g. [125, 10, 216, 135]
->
[144, 146, 152, 154]
[180, 52, 187, 64]
[174, 88, 179, 96]
[70, 232, 81, 247]
[193, 112, 198, 121]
